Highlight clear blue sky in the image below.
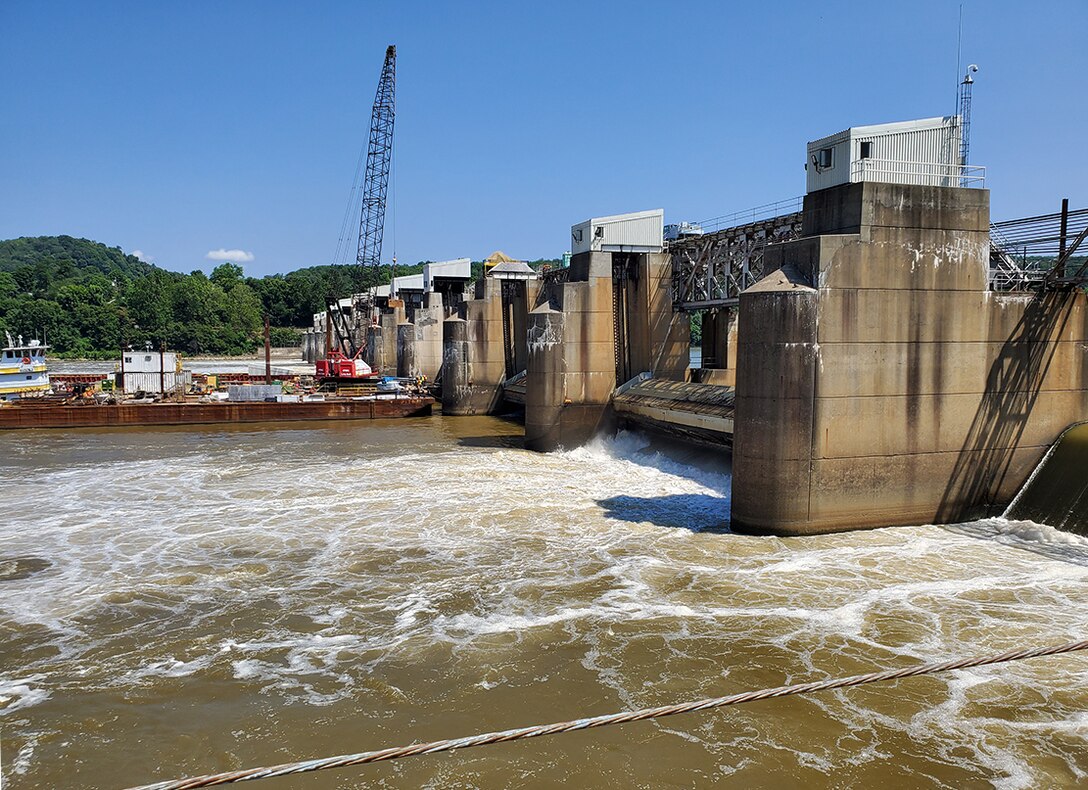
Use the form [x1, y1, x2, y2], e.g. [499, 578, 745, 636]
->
[2, 0, 1085, 277]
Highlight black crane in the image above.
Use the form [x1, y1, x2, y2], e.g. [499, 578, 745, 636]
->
[326, 45, 396, 359]
[357, 45, 396, 268]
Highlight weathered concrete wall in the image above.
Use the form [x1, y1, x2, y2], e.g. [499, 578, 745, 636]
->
[380, 312, 398, 374]
[732, 181, 1088, 535]
[365, 324, 384, 373]
[524, 257, 616, 451]
[524, 250, 689, 451]
[441, 318, 472, 414]
[442, 278, 506, 415]
[413, 292, 444, 382]
[630, 251, 690, 381]
[396, 323, 416, 378]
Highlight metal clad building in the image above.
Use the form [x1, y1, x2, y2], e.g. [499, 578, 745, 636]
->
[571, 209, 664, 255]
[806, 116, 963, 192]
[119, 350, 191, 394]
[120, 371, 193, 394]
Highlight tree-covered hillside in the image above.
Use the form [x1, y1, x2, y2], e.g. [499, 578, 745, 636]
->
[0, 236, 424, 357]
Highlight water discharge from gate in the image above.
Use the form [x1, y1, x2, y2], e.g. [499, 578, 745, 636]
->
[1, 416, 1087, 788]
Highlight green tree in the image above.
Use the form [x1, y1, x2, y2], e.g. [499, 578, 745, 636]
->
[210, 262, 244, 291]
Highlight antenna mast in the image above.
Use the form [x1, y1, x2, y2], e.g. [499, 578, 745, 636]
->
[357, 45, 396, 268]
[958, 64, 978, 168]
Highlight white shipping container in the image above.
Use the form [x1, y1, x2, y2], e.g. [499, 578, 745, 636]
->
[121, 350, 180, 373]
[571, 209, 664, 255]
[121, 371, 192, 394]
[806, 117, 963, 192]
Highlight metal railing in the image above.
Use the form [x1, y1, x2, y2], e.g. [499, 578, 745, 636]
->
[695, 196, 803, 234]
[989, 206, 1088, 290]
[850, 158, 986, 188]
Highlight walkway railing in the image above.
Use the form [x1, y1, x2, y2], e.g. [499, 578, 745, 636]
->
[850, 158, 986, 188]
[990, 206, 1088, 290]
[695, 196, 803, 234]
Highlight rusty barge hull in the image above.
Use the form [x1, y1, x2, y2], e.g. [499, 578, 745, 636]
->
[0, 398, 434, 430]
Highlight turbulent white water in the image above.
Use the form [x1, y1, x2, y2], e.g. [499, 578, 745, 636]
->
[2, 418, 1088, 788]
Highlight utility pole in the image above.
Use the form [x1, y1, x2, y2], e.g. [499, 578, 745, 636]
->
[264, 315, 272, 385]
[1058, 198, 1070, 278]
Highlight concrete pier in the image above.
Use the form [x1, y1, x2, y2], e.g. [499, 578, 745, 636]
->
[524, 256, 616, 451]
[365, 324, 384, 373]
[441, 277, 508, 415]
[731, 181, 1088, 535]
[396, 323, 416, 379]
[412, 292, 444, 382]
[524, 251, 690, 451]
[380, 312, 399, 374]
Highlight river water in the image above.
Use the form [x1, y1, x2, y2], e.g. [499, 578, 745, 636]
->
[2, 416, 1087, 789]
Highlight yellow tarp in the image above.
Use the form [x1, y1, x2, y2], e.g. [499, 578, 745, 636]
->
[484, 251, 515, 269]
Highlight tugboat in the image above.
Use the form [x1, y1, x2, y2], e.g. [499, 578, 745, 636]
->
[0, 332, 51, 402]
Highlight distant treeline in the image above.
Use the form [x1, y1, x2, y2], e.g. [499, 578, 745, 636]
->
[0, 236, 416, 357]
[0, 236, 564, 358]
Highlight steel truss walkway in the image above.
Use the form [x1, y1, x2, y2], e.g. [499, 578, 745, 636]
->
[671, 202, 1088, 311]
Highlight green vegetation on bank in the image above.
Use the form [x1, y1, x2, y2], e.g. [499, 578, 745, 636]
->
[0, 236, 433, 356]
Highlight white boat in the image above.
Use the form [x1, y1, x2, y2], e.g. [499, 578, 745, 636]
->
[0, 332, 51, 401]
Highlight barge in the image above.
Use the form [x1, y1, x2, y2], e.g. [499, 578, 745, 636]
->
[0, 396, 434, 430]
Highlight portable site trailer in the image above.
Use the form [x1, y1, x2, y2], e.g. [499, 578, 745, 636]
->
[119, 349, 192, 394]
[805, 116, 969, 192]
[570, 209, 664, 255]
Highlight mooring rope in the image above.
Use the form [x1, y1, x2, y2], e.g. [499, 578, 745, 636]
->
[128, 638, 1088, 790]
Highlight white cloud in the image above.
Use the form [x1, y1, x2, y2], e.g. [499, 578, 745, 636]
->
[131, 249, 155, 263]
[206, 248, 255, 263]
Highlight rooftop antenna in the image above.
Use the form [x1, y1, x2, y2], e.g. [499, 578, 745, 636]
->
[954, 4, 963, 112]
[959, 64, 979, 168]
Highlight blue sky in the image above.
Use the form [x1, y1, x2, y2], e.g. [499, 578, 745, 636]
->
[2, 0, 1085, 277]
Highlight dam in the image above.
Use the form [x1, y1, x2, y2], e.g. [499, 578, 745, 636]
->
[5, 118, 1088, 790]
[305, 117, 1088, 538]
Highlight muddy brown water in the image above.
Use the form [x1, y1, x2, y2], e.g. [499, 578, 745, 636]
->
[2, 416, 1087, 788]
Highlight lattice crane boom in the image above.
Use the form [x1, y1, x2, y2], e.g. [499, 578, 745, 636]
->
[357, 45, 396, 268]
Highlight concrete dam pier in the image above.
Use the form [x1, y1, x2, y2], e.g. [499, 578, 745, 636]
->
[310, 118, 1088, 538]
[731, 181, 1088, 535]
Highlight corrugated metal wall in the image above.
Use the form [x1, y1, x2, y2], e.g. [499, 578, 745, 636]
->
[121, 371, 192, 394]
[572, 212, 664, 254]
[807, 119, 962, 192]
[806, 131, 851, 192]
[571, 220, 593, 255]
[599, 212, 663, 252]
[853, 121, 960, 187]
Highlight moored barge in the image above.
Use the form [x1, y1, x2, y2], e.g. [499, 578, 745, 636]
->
[0, 396, 433, 430]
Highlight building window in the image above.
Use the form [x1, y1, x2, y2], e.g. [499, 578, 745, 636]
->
[815, 148, 833, 169]
[125, 356, 132, 363]
[860, 141, 872, 159]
